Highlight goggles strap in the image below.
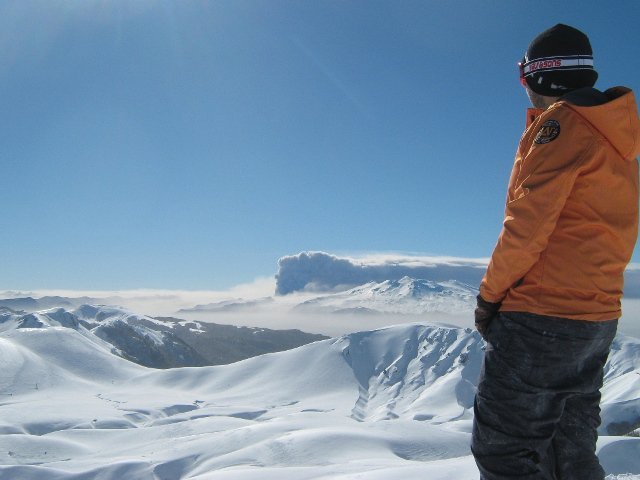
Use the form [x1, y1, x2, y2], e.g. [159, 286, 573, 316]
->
[521, 55, 594, 77]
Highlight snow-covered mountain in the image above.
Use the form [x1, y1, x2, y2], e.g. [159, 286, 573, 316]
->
[296, 277, 477, 315]
[0, 295, 116, 312]
[0, 306, 327, 368]
[0, 316, 638, 479]
[177, 296, 275, 314]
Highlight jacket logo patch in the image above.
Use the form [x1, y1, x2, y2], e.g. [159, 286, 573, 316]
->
[534, 120, 561, 144]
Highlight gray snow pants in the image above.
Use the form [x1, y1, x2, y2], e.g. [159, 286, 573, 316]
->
[471, 311, 617, 480]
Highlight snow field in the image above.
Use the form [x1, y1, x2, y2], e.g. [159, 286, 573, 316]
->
[1, 318, 639, 479]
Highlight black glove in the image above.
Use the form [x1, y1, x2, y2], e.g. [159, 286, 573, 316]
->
[475, 295, 501, 340]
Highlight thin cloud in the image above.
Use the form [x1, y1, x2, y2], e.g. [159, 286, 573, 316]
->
[0, 277, 276, 318]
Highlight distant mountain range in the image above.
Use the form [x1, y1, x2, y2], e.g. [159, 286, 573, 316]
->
[1, 277, 477, 325]
[0, 305, 327, 368]
[176, 277, 478, 317]
[0, 296, 108, 312]
[0, 278, 478, 369]
[178, 297, 275, 314]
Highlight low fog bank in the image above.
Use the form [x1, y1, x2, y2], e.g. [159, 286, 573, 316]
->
[174, 305, 640, 340]
[2, 290, 638, 340]
[178, 310, 474, 338]
[620, 298, 640, 338]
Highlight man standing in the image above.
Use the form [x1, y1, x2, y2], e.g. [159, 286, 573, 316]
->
[472, 24, 639, 479]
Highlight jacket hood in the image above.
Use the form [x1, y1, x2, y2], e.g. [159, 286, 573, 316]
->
[564, 87, 640, 161]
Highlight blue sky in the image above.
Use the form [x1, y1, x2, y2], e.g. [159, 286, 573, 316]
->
[2, 0, 639, 291]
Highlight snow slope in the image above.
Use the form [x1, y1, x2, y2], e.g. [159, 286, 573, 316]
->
[0, 320, 639, 479]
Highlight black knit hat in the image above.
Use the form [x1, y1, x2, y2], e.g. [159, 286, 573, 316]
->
[521, 24, 598, 96]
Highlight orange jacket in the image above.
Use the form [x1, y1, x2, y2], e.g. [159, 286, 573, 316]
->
[480, 87, 640, 321]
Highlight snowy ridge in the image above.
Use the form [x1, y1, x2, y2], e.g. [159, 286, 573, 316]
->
[1, 318, 639, 478]
[0, 306, 203, 369]
[0, 306, 326, 368]
[344, 324, 482, 423]
[602, 335, 640, 436]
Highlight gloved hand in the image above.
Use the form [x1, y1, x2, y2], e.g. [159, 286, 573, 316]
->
[475, 295, 501, 340]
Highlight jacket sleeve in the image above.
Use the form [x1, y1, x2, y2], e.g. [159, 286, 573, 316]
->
[480, 110, 591, 303]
